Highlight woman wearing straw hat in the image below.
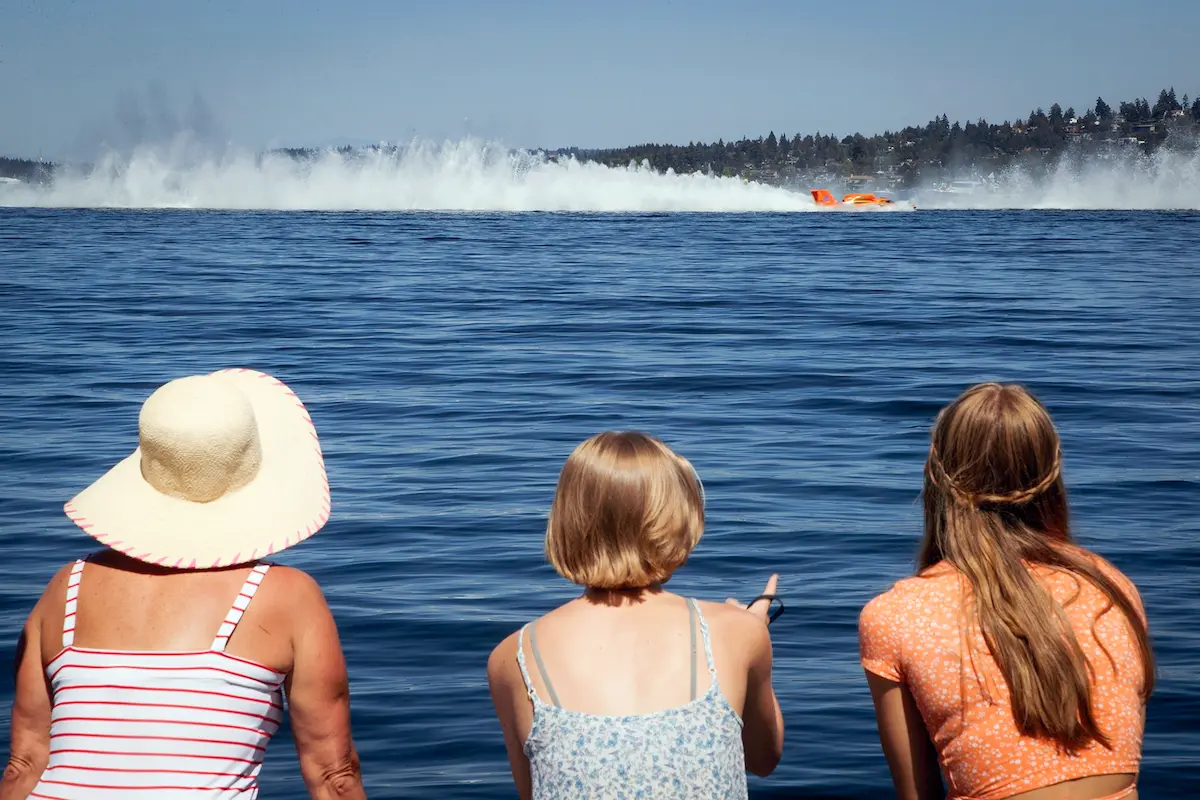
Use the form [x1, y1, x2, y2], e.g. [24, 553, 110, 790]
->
[1, 369, 365, 800]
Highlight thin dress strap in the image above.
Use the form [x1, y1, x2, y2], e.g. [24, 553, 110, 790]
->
[527, 621, 562, 707]
[516, 625, 536, 698]
[690, 599, 718, 681]
[211, 563, 271, 653]
[688, 598, 698, 701]
[62, 559, 86, 648]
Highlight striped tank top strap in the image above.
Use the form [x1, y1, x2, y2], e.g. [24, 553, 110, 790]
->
[211, 563, 272, 652]
[61, 559, 86, 648]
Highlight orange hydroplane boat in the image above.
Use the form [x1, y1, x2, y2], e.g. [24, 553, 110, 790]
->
[811, 189, 910, 209]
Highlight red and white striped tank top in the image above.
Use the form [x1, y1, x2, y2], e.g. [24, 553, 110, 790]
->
[32, 560, 286, 799]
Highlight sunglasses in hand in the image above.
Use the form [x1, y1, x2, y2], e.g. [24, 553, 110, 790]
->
[747, 593, 785, 624]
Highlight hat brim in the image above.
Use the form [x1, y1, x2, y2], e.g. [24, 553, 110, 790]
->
[64, 369, 330, 569]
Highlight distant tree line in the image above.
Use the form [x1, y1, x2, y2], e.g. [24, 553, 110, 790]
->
[4, 87, 1199, 188]
[0, 157, 54, 184]
[551, 87, 1200, 188]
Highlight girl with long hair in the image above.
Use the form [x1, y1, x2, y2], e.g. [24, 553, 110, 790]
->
[860, 383, 1154, 800]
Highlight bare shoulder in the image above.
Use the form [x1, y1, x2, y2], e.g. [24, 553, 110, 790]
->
[36, 559, 88, 610]
[42, 560, 81, 598]
[255, 564, 334, 637]
[25, 559, 88, 653]
[28, 559, 79, 629]
[695, 600, 770, 652]
[261, 563, 327, 603]
[488, 628, 523, 687]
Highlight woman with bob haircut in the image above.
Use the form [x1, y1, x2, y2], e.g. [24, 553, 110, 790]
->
[488, 431, 784, 799]
[860, 383, 1154, 800]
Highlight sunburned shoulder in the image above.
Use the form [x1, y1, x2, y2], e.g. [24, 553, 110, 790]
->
[43, 551, 111, 593]
[27, 559, 82, 630]
[260, 562, 322, 593]
[45, 559, 82, 593]
[253, 563, 330, 615]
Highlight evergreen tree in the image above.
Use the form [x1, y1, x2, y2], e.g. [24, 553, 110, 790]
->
[225, 82, 1200, 194]
[1152, 89, 1171, 118]
[1153, 88, 1174, 120]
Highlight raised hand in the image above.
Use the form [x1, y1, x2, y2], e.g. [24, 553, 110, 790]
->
[726, 573, 780, 625]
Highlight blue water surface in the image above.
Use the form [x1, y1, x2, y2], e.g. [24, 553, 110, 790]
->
[1, 209, 1196, 798]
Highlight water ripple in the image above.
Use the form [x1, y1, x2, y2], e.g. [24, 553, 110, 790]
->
[0, 209, 1196, 798]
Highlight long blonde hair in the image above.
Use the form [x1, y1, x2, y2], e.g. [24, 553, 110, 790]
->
[920, 383, 1154, 752]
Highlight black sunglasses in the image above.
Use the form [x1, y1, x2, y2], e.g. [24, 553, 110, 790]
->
[747, 593, 785, 624]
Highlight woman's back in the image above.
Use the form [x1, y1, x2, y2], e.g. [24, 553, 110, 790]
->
[35, 551, 300, 673]
[861, 553, 1148, 800]
[497, 591, 762, 799]
[29, 554, 305, 799]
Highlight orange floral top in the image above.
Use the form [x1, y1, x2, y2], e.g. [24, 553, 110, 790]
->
[859, 554, 1147, 800]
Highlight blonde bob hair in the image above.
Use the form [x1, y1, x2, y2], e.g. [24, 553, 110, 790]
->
[545, 431, 705, 589]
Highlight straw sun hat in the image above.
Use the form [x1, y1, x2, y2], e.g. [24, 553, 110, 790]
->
[63, 368, 330, 569]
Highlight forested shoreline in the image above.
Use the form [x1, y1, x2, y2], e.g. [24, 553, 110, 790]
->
[4, 87, 1197, 189]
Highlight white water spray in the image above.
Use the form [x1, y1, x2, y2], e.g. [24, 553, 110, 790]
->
[0, 139, 826, 212]
[915, 143, 1200, 210]
[5, 137, 1199, 212]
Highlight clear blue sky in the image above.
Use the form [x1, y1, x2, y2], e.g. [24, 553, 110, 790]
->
[2, 0, 1198, 160]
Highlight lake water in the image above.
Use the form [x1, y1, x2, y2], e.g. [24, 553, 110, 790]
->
[1, 208, 1196, 798]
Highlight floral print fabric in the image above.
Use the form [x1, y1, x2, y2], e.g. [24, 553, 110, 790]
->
[517, 600, 747, 799]
[859, 556, 1147, 800]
